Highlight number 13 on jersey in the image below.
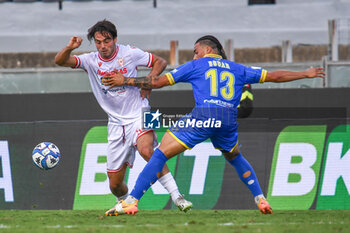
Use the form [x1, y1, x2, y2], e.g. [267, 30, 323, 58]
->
[205, 68, 235, 100]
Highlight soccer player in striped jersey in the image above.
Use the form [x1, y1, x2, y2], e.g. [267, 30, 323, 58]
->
[54, 19, 192, 215]
[102, 35, 325, 215]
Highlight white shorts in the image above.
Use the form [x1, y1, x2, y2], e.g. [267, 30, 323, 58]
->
[106, 120, 158, 173]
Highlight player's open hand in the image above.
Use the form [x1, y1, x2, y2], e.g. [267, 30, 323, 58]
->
[102, 69, 125, 88]
[306, 67, 326, 79]
[67, 36, 83, 50]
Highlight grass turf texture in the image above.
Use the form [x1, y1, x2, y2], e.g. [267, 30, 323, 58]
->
[0, 210, 349, 233]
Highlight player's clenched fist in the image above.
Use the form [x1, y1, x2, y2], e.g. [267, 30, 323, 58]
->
[67, 36, 83, 50]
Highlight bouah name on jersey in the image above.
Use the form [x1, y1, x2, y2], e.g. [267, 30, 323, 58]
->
[97, 68, 128, 76]
[208, 60, 230, 69]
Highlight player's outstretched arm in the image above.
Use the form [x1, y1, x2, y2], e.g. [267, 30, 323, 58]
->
[102, 70, 171, 89]
[265, 67, 325, 82]
[54, 36, 83, 67]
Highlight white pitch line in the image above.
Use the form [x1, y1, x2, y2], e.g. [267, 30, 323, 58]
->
[0, 221, 346, 229]
[218, 221, 345, 226]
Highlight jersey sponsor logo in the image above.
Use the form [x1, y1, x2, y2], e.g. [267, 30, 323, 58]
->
[268, 125, 350, 210]
[251, 66, 262, 70]
[97, 69, 128, 95]
[203, 99, 234, 108]
[98, 62, 102, 67]
[0, 141, 14, 202]
[101, 86, 126, 95]
[73, 126, 224, 210]
[96, 68, 127, 77]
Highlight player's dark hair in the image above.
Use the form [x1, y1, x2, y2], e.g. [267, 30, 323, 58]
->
[87, 19, 118, 42]
[195, 35, 227, 59]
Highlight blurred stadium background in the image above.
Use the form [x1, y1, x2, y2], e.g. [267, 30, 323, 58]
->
[0, 0, 350, 211]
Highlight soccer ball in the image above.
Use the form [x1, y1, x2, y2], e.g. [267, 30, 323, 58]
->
[32, 142, 61, 170]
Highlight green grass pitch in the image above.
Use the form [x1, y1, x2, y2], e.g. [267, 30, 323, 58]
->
[0, 210, 349, 233]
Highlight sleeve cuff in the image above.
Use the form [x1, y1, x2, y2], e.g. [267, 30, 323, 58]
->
[165, 73, 175, 85]
[146, 53, 154, 68]
[73, 56, 81, 69]
[259, 69, 267, 83]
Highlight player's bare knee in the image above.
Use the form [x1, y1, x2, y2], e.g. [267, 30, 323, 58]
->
[223, 147, 240, 161]
[138, 146, 154, 161]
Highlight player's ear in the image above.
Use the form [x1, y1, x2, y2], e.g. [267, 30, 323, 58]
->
[205, 45, 212, 54]
[114, 37, 117, 44]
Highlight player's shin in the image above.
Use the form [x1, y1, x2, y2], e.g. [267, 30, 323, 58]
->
[226, 153, 263, 198]
[130, 148, 168, 200]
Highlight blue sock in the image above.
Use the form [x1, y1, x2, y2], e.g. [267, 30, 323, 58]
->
[227, 153, 263, 197]
[130, 148, 168, 200]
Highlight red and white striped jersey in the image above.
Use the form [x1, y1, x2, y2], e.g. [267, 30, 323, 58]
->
[73, 44, 153, 125]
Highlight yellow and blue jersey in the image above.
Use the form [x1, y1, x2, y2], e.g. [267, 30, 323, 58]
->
[164, 54, 267, 152]
[165, 54, 266, 109]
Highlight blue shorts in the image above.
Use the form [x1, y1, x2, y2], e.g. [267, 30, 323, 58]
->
[168, 107, 238, 152]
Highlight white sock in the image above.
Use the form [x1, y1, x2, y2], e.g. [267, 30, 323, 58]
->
[254, 194, 265, 205]
[158, 172, 181, 202]
[117, 193, 129, 202]
[125, 195, 138, 204]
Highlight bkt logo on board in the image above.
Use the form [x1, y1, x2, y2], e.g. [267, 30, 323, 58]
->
[268, 125, 350, 210]
[143, 110, 162, 129]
